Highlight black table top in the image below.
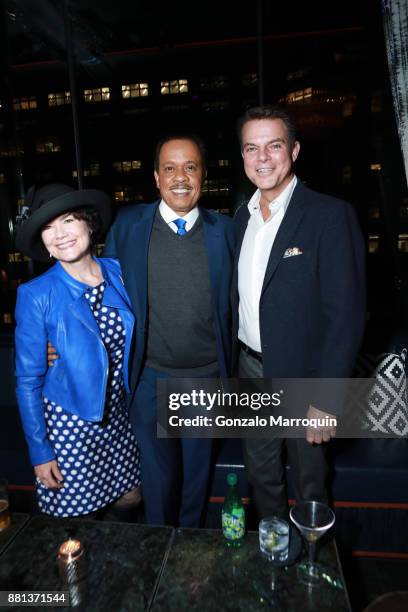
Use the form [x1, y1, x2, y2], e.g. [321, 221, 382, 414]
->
[0, 518, 351, 612]
[0, 515, 173, 611]
[152, 528, 351, 612]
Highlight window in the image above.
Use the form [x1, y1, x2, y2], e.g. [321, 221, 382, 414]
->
[398, 234, 408, 252]
[0, 173, 5, 184]
[8, 252, 29, 262]
[369, 207, 380, 220]
[242, 73, 258, 87]
[0, 146, 24, 157]
[202, 101, 229, 112]
[368, 234, 379, 254]
[114, 189, 126, 202]
[370, 163, 381, 171]
[400, 199, 408, 218]
[124, 107, 150, 116]
[84, 87, 110, 103]
[114, 186, 144, 203]
[161, 79, 188, 95]
[282, 88, 347, 106]
[3, 313, 12, 324]
[84, 162, 101, 176]
[218, 159, 229, 167]
[162, 104, 189, 112]
[371, 92, 382, 113]
[72, 163, 100, 178]
[342, 96, 356, 117]
[48, 92, 71, 106]
[122, 83, 149, 98]
[113, 160, 142, 173]
[87, 162, 100, 176]
[287, 68, 311, 81]
[36, 137, 61, 154]
[200, 76, 228, 91]
[13, 96, 37, 110]
[285, 88, 313, 104]
[202, 178, 230, 196]
[342, 165, 352, 185]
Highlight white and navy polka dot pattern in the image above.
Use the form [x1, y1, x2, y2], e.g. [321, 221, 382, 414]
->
[37, 281, 140, 517]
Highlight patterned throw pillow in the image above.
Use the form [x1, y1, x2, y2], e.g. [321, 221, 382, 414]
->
[354, 350, 408, 437]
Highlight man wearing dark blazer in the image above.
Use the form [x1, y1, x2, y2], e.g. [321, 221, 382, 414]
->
[104, 135, 235, 527]
[232, 106, 366, 518]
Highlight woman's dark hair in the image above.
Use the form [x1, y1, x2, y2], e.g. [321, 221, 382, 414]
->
[72, 207, 102, 247]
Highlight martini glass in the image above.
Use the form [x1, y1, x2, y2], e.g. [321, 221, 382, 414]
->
[289, 501, 335, 586]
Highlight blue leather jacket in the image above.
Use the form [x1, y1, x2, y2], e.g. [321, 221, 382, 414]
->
[15, 258, 135, 466]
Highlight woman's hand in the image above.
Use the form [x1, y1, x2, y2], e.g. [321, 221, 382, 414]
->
[34, 460, 63, 489]
[47, 341, 59, 367]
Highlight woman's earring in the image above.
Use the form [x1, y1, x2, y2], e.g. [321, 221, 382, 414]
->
[49, 252, 53, 258]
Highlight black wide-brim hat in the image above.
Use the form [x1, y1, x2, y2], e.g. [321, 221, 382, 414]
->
[15, 183, 112, 262]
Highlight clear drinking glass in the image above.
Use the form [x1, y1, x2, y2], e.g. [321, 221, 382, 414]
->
[259, 516, 290, 562]
[289, 500, 335, 585]
[0, 478, 11, 532]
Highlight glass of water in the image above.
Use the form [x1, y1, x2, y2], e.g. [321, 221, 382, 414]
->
[259, 516, 290, 562]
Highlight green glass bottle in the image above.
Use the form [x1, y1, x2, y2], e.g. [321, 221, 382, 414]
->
[222, 472, 245, 546]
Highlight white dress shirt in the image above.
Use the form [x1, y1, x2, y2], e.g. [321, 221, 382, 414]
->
[159, 199, 199, 233]
[238, 176, 297, 352]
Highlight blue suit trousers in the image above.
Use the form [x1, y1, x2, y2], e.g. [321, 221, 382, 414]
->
[130, 365, 215, 527]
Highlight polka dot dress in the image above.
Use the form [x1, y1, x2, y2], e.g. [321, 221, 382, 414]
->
[36, 281, 141, 517]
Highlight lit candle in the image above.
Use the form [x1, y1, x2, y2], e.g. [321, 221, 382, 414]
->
[58, 539, 82, 560]
[57, 539, 86, 584]
[57, 539, 87, 607]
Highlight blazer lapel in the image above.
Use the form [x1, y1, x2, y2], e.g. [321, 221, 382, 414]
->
[201, 208, 222, 308]
[261, 183, 307, 296]
[121, 204, 157, 325]
[232, 205, 250, 299]
[235, 205, 250, 260]
[97, 259, 132, 311]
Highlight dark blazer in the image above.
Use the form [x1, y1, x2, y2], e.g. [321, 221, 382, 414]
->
[104, 201, 235, 388]
[232, 181, 366, 412]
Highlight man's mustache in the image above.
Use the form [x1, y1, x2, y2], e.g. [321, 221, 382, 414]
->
[170, 184, 193, 190]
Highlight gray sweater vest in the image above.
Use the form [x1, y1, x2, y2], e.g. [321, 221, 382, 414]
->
[145, 211, 218, 375]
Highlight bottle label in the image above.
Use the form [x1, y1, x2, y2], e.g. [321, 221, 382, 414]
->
[222, 510, 245, 540]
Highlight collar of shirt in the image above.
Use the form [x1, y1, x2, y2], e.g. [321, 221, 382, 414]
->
[159, 199, 200, 233]
[247, 175, 298, 224]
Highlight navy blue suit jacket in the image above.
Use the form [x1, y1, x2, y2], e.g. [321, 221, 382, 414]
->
[104, 201, 235, 390]
[232, 181, 366, 413]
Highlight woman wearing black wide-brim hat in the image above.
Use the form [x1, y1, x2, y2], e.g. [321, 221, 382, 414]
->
[14, 184, 141, 519]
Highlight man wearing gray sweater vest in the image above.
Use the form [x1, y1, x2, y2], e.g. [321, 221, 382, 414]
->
[104, 135, 235, 526]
